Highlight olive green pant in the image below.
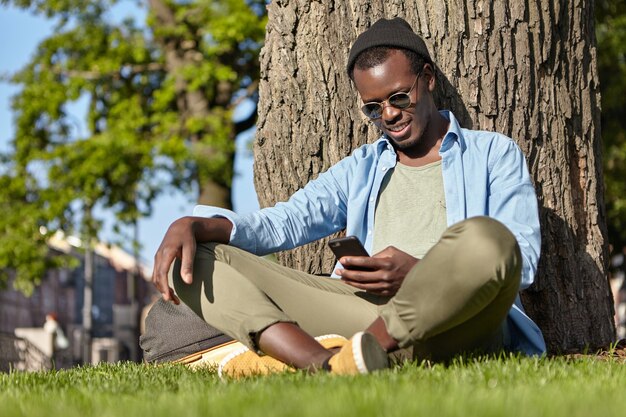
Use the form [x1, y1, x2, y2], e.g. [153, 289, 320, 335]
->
[172, 216, 521, 361]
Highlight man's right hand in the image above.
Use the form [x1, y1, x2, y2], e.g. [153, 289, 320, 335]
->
[151, 216, 233, 304]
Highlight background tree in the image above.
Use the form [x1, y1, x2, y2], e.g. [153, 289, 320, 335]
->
[254, 0, 614, 353]
[0, 0, 266, 293]
[597, 0, 626, 251]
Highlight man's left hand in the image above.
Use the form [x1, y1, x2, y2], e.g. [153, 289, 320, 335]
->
[336, 246, 419, 296]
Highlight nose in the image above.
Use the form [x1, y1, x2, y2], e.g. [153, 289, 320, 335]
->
[381, 102, 403, 124]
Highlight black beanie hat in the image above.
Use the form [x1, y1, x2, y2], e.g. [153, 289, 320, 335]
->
[347, 17, 432, 74]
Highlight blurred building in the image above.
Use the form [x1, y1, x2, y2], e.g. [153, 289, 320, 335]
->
[610, 249, 626, 341]
[0, 232, 156, 370]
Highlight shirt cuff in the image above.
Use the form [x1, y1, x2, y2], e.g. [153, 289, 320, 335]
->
[191, 205, 257, 253]
[191, 205, 239, 242]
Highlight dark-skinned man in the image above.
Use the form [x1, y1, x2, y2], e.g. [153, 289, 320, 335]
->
[152, 17, 545, 377]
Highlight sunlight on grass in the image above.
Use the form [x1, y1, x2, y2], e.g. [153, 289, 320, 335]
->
[1, 355, 625, 417]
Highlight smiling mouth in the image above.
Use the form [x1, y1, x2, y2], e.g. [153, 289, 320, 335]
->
[386, 121, 410, 133]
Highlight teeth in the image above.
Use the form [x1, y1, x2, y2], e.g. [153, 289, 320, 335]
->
[388, 122, 409, 132]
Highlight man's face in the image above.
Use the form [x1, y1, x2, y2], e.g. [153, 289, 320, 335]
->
[352, 50, 433, 151]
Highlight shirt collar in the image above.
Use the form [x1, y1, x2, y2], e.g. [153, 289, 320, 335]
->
[439, 110, 466, 153]
[374, 136, 396, 157]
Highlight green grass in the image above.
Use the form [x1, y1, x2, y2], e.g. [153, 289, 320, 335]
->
[1, 355, 625, 417]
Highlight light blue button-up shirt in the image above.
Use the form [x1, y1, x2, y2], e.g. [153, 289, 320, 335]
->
[194, 111, 546, 355]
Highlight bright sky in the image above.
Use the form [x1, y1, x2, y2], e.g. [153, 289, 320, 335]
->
[0, 4, 259, 268]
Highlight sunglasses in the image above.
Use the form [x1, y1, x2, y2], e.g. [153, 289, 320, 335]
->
[360, 72, 421, 119]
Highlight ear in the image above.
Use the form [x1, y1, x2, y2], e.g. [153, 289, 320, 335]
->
[421, 63, 437, 92]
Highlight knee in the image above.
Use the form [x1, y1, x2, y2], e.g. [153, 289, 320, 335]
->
[449, 217, 521, 278]
[455, 216, 517, 252]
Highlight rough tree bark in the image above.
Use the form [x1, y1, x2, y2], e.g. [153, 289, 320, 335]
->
[254, 0, 614, 353]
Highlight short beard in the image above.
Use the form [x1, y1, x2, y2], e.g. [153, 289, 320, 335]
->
[385, 112, 432, 151]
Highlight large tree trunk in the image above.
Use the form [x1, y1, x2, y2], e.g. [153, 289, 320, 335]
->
[254, 0, 614, 353]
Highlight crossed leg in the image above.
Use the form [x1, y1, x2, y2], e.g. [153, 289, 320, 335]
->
[172, 216, 521, 369]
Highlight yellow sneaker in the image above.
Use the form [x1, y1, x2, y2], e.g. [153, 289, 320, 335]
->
[217, 334, 349, 379]
[173, 340, 246, 370]
[315, 334, 349, 350]
[218, 346, 291, 379]
[328, 331, 389, 375]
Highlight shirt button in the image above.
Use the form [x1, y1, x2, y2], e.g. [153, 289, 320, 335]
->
[369, 198, 374, 203]
[367, 230, 372, 235]
[382, 167, 387, 172]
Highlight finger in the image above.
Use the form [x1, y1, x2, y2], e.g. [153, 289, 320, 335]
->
[339, 268, 385, 283]
[342, 277, 385, 288]
[340, 255, 386, 270]
[152, 249, 178, 298]
[342, 279, 396, 296]
[168, 287, 180, 305]
[179, 236, 197, 284]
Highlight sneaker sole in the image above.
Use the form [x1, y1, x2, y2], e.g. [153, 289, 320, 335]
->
[353, 332, 389, 374]
[174, 340, 246, 369]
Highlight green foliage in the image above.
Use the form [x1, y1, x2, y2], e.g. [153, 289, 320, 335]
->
[597, 0, 626, 249]
[0, 171, 71, 295]
[1, 356, 626, 417]
[0, 0, 266, 291]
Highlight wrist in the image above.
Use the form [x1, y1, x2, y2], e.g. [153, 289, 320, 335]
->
[188, 216, 232, 243]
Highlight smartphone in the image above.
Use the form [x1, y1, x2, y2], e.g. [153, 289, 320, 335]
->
[328, 236, 370, 264]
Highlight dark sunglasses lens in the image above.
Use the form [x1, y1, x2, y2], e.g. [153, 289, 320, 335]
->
[362, 103, 383, 119]
[388, 93, 411, 109]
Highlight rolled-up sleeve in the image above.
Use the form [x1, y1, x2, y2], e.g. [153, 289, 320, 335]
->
[192, 154, 359, 255]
